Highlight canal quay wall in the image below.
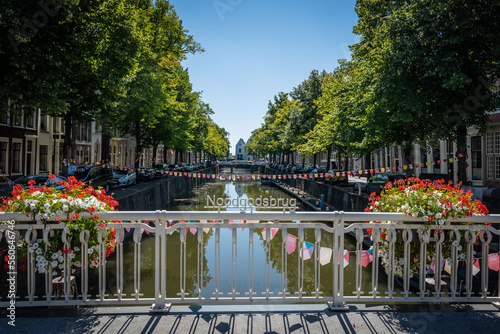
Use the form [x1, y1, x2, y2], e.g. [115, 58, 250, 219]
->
[113, 167, 218, 211]
[277, 177, 369, 212]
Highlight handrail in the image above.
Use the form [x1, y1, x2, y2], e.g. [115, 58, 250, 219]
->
[1, 210, 499, 312]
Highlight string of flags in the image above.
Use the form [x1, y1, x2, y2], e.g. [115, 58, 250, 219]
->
[127, 220, 500, 272]
[63, 155, 471, 181]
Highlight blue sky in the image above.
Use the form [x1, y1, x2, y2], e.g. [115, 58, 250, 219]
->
[169, 0, 359, 153]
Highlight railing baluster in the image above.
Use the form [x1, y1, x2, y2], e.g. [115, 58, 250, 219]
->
[79, 229, 90, 302]
[386, 227, 396, 299]
[371, 227, 380, 299]
[197, 226, 203, 300]
[298, 227, 304, 299]
[402, 227, 412, 299]
[464, 229, 476, 299]
[25, 227, 37, 303]
[479, 229, 492, 299]
[354, 226, 363, 298]
[214, 225, 220, 300]
[281, 227, 287, 300]
[178, 226, 187, 300]
[132, 226, 143, 301]
[418, 228, 429, 299]
[434, 229, 444, 299]
[248, 227, 254, 301]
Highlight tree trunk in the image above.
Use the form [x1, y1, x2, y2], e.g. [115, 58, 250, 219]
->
[327, 146, 332, 171]
[61, 113, 74, 177]
[134, 121, 142, 169]
[456, 125, 468, 184]
[101, 127, 111, 164]
[403, 146, 413, 178]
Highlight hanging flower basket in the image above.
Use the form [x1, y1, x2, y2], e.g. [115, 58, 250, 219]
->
[364, 178, 490, 278]
[1, 175, 119, 273]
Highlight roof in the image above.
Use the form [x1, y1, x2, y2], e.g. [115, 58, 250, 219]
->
[489, 112, 500, 124]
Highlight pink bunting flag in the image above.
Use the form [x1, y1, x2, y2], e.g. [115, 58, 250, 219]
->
[286, 234, 297, 254]
[125, 227, 131, 233]
[361, 250, 373, 267]
[261, 227, 278, 240]
[343, 249, 350, 268]
[301, 241, 314, 260]
[489, 253, 500, 271]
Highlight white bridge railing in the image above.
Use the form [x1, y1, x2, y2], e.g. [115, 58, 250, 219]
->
[1, 211, 499, 312]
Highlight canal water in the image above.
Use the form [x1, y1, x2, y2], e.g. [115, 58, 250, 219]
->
[102, 179, 398, 300]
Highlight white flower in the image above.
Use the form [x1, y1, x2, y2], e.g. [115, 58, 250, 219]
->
[63, 205, 68, 212]
[51, 261, 58, 268]
[36, 255, 44, 262]
[88, 248, 94, 255]
[74, 247, 80, 252]
[452, 240, 459, 247]
[28, 247, 34, 253]
[38, 267, 46, 274]
[456, 245, 463, 252]
[30, 203, 36, 210]
[459, 253, 466, 260]
[35, 248, 42, 255]
[32, 243, 39, 249]
[436, 213, 442, 219]
[68, 253, 75, 259]
[52, 253, 59, 260]
[42, 259, 48, 266]
[58, 256, 64, 263]
[42, 213, 48, 220]
[438, 220, 445, 225]
[58, 263, 64, 269]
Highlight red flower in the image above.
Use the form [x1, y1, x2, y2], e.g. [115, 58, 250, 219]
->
[28, 179, 36, 186]
[48, 174, 56, 180]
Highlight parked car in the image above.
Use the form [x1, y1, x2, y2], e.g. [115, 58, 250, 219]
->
[152, 163, 169, 177]
[12, 175, 68, 191]
[113, 169, 137, 187]
[291, 165, 303, 174]
[72, 165, 114, 192]
[138, 167, 156, 181]
[366, 173, 406, 195]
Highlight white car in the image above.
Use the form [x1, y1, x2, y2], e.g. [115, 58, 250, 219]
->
[113, 169, 137, 187]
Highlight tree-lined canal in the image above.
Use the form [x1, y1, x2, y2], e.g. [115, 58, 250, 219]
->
[103, 180, 398, 300]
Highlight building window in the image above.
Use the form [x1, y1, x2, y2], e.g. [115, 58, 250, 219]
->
[12, 105, 23, 127]
[487, 157, 494, 179]
[0, 101, 9, 125]
[495, 131, 500, 154]
[0, 140, 7, 174]
[471, 136, 482, 180]
[39, 145, 48, 172]
[25, 109, 35, 128]
[11, 142, 21, 173]
[486, 133, 494, 154]
[40, 113, 48, 131]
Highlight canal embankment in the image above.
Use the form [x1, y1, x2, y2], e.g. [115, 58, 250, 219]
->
[113, 166, 218, 211]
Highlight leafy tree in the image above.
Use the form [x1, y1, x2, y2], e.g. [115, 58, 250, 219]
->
[352, 0, 500, 182]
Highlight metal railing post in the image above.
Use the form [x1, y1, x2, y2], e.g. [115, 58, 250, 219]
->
[150, 210, 170, 312]
[329, 211, 348, 311]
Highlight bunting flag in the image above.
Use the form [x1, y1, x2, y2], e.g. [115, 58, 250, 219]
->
[189, 220, 197, 235]
[262, 227, 279, 240]
[200, 220, 210, 233]
[361, 250, 373, 267]
[343, 249, 349, 268]
[473, 258, 481, 276]
[320, 247, 332, 266]
[286, 234, 297, 254]
[489, 253, 500, 271]
[301, 241, 315, 260]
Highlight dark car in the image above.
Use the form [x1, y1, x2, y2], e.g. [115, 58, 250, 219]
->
[72, 165, 113, 192]
[152, 163, 169, 177]
[366, 173, 406, 195]
[12, 175, 68, 191]
[138, 167, 156, 181]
